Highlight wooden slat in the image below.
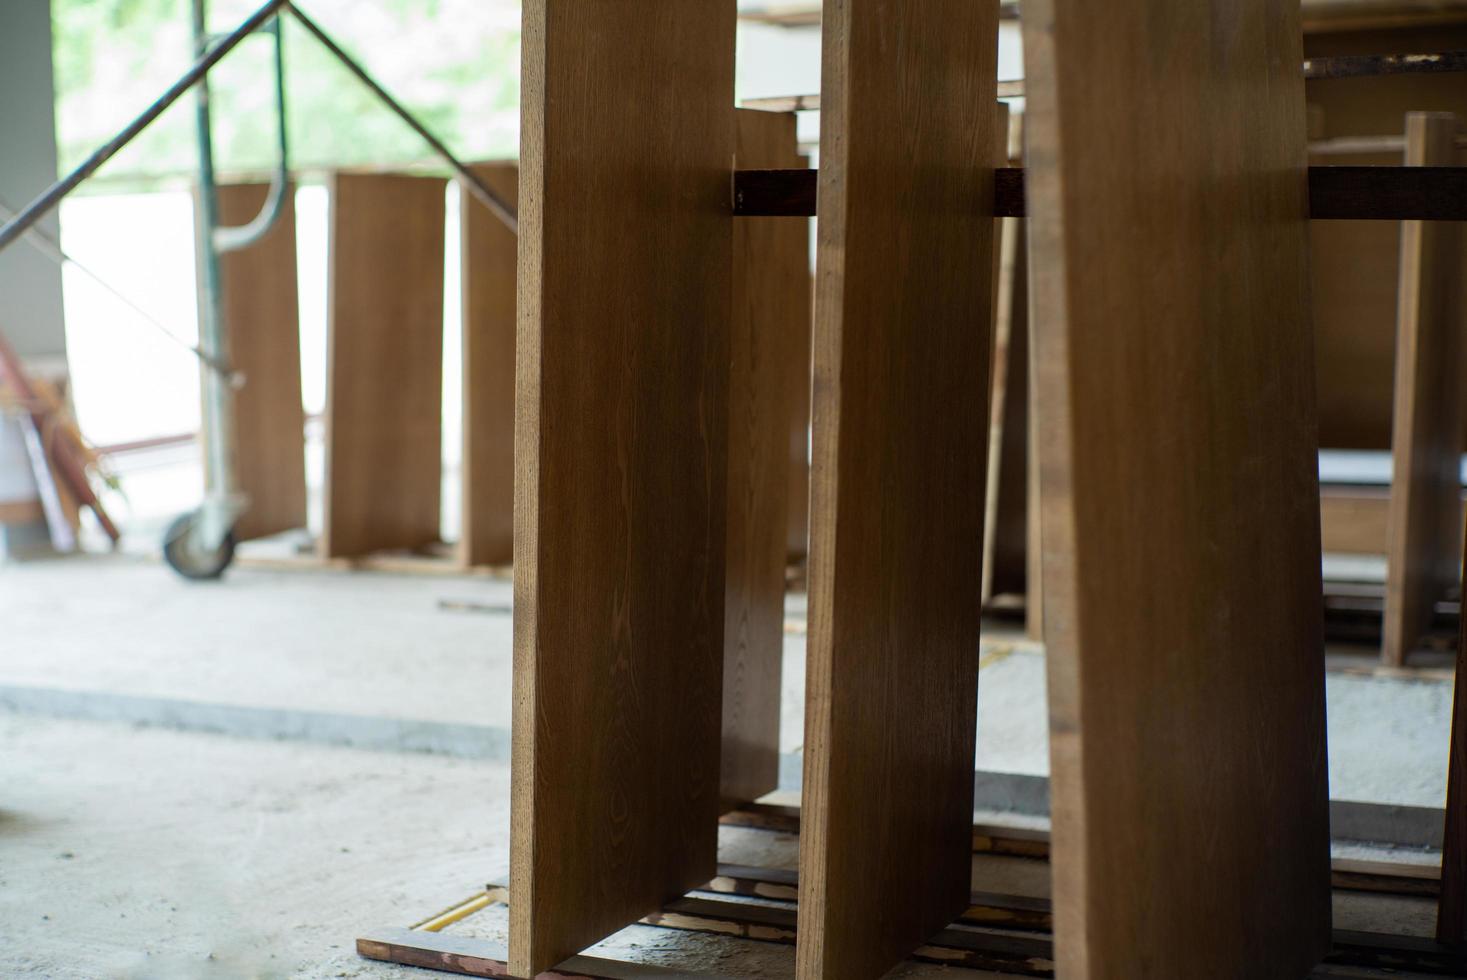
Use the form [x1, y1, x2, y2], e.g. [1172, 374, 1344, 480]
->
[1383, 112, 1467, 667]
[1441, 535, 1467, 941]
[797, 0, 998, 975]
[733, 165, 1467, 221]
[321, 172, 446, 559]
[985, 196, 1030, 604]
[722, 109, 808, 808]
[459, 163, 518, 568]
[1021, 1, 1333, 977]
[510, 2, 735, 975]
[215, 182, 305, 542]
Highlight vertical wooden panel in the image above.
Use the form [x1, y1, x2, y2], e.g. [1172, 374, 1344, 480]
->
[510, 2, 736, 975]
[1022, 0, 1333, 977]
[796, 0, 998, 975]
[985, 185, 1030, 604]
[1441, 537, 1467, 941]
[321, 172, 446, 559]
[459, 163, 519, 568]
[722, 109, 808, 808]
[215, 182, 305, 542]
[1382, 112, 1467, 667]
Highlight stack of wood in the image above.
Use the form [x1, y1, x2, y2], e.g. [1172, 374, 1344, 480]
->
[0, 327, 118, 551]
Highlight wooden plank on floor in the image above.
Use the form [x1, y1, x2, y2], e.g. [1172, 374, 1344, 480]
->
[510, 2, 736, 975]
[459, 163, 519, 568]
[321, 172, 446, 559]
[1441, 530, 1467, 941]
[796, 0, 999, 975]
[1382, 112, 1467, 667]
[1022, 1, 1333, 977]
[722, 109, 808, 808]
[215, 182, 306, 542]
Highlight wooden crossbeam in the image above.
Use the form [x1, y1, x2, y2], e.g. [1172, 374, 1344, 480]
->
[733, 165, 1467, 220]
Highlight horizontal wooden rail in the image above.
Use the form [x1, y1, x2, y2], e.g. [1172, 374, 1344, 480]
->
[733, 166, 1467, 221]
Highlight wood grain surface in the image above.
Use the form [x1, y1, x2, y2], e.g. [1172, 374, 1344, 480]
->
[722, 109, 808, 808]
[510, 2, 736, 975]
[796, 1, 998, 976]
[215, 182, 306, 542]
[985, 175, 1030, 605]
[1440, 533, 1467, 941]
[1022, 1, 1333, 977]
[321, 172, 446, 559]
[1383, 112, 1467, 667]
[459, 163, 519, 568]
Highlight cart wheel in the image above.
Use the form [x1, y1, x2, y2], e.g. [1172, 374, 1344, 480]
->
[162, 512, 236, 581]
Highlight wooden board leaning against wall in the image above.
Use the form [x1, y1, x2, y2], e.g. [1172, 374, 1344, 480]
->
[1022, 0, 1332, 976]
[321, 172, 447, 560]
[212, 182, 307, 543]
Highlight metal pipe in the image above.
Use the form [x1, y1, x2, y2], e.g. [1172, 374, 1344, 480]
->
[193, 0, 241, 541]
[0, 0, 289, 255]
[283, 1, 519, 235]
[215, 15, 291, 253]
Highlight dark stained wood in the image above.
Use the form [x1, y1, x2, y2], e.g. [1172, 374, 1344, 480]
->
[1383, 113, 1467, 667]
[722, 109, 808, 808]
[459, 163, 519, 568]
[321, 172, 446, 559]
[985, 198, 1030, 603]
[215, 182, 306, 543]
[1442, 537, 1467, 941]
[1021, 0, 1333, 976]
[733, 165, 1467, 221]
[510, 1, 736, 975]
[1309, 149, 1403, 451]
[796, 0, 999, 976]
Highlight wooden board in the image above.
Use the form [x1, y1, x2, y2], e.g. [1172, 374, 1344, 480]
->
[797, 1, 999, 975]
[1441, 534, 1467, 942]
[1383, 113, 1467, 667]
[215, 182, 306, 542]
[1309, 150, 1403, 451]
[459, 163, 519, 568]
[321, 172, 446, 559]
[722, 109, 808, 808]
[1022, 1, 1334, 977]
[510, 3, 736, 975]
[985, 201, 1029, 604]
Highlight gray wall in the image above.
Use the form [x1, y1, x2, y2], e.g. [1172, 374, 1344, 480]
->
[0, 0, 66, 365]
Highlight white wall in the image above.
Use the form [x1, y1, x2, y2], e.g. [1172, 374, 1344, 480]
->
[0, 0, 67, 366]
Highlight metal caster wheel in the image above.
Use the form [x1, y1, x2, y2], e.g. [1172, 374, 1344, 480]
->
[162, 511, 237, 581]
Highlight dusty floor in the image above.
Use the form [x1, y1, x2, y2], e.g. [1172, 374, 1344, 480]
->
[0, 553, 1457, 977]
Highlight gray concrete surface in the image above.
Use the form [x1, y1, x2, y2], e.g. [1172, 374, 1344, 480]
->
[0, 554, 1453, 808]
[0, 554, 1458, 977]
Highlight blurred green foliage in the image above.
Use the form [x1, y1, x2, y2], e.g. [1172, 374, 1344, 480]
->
[52, 0, 522, 188]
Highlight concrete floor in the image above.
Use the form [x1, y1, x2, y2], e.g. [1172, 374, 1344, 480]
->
[0, 553, 1458, 977]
